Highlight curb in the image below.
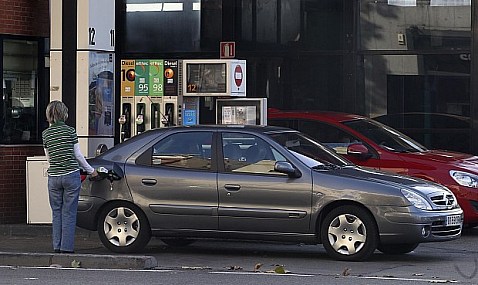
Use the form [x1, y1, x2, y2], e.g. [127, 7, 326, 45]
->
[0, 252, 158, 269]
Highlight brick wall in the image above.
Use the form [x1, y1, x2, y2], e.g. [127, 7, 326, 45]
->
[0, 146, 45, 224]
[0, 0, 49, 37]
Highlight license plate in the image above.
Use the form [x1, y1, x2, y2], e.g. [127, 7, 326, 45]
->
[446, 215, 462, 226]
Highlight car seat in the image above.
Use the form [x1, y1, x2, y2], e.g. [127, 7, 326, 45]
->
[244, 145, 271, 163]
[223, 144, 242, 160]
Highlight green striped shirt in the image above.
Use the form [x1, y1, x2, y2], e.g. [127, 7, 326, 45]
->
[42, 121, 80, 176]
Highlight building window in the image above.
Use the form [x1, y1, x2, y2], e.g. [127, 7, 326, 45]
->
[123, 0, 201, 53]
[1, 39, 39, 144]
[359, 0, 471, 51]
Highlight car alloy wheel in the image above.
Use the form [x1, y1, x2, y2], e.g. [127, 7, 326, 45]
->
[97, 202, 151, 253]
[320, 205, 378, 261]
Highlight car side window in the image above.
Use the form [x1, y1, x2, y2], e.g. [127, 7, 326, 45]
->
[152, 131, 212, 170]
[222, 132, 287, 176]
[297, 120, 359, 155]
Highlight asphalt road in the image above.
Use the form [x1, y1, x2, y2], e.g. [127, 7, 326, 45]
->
[2, 226, 478, 284]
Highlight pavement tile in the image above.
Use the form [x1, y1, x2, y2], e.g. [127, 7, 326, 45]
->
[0, 224, 158, 269]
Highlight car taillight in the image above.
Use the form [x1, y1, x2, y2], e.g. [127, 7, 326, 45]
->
[80, 174, 87, 182]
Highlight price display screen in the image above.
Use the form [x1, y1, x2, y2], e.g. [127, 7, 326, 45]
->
[186, 63, 226, 94]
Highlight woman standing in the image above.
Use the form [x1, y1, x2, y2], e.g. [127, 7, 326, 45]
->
[42, 101, 98, 253]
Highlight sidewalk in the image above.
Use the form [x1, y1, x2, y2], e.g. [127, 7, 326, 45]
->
[0, 224, 157, 269]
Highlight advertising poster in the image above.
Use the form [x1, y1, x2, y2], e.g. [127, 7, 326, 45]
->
[135, 60, 149, 95]
[149, 59, 164, 96]
[182, 97, 199, 126]
[221, 106, 257, 125]
[120, 59, 135, 96]
[164, 60, 179, 96]
[89, 52, 114, 136]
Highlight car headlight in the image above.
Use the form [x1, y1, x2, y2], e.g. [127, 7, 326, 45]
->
[401, 189, 432, 210]
[450, 170, 478, 188]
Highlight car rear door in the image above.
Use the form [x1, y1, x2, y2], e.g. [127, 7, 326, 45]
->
[125, 130, 218, 231]
[217, 131, 312, 234]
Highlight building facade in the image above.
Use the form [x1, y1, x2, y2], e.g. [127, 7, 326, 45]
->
[0, 0, 49, 223]
[0, 0, 476, 223]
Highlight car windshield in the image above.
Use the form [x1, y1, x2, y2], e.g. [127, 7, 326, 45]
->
[268, 131, 352, 167]
[344, 119, 428, 153]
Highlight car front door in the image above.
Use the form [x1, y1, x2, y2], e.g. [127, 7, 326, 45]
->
[217, 131, 312, 234]
[125, 130, 218, 231]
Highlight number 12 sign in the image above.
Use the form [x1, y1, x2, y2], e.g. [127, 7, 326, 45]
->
[78, 0, 115, 51]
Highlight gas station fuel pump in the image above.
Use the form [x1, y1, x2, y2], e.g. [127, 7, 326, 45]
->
[120, 58, 266, 141]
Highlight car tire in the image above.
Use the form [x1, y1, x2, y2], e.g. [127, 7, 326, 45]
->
[161, 238, 196, 247]
[97, 201, 151, 253]
[320, 205, 378, 261]
[377, 243, 419, 255]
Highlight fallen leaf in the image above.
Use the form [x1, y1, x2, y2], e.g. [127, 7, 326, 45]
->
[71, 260, 81, 268]
[274, 265, 286, 274]
[254, 263, 263, 272]
[342, 268, 351, 276]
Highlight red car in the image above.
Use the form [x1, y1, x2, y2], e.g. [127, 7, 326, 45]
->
[268, 109, 478, 226]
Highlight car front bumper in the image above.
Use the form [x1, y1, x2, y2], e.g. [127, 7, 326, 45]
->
[373, 206, 463, 244]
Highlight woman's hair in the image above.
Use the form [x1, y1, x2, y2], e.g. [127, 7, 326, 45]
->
[46, 100, 69, 124]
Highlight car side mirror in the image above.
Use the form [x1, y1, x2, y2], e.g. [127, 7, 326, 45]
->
[347, 143, 372, 160]
[274, 161, 302, 178]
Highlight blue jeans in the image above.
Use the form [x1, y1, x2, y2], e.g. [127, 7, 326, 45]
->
[48, 170, 81, 252]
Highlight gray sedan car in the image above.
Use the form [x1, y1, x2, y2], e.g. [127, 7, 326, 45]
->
[78, 125, 462, 261]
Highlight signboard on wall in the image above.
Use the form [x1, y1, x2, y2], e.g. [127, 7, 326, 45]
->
[182, 97, 199, 126]
[164, 60, 179, 96]
[216, 98, 267, 125]
[78, 0, 115, 51]
[122, 59, 178, 96]
[135, 60, 149, 95]
[183, 59, 246, 97]
[149, 60, 164, 96]
[220, 41, 235, 59]
[230, 60, 246, 95]
[121, 59, 135, 96]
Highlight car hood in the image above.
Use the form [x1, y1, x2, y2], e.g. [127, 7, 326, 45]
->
[331, 166, 445, 195]
[400, 150, 478, 173]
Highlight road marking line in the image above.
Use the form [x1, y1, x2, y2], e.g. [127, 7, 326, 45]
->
[357, 276, 457, 283]
[0, 266, 172, 273]
[210, 271, 314, 277]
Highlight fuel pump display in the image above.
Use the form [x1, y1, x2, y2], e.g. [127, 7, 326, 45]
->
[120, 59, 181, 141]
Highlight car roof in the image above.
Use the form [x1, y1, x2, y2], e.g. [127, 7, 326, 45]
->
[268, 109, 366, 123]
[147, 124, 295, 134]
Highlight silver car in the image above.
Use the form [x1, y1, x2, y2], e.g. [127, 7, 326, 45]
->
[78, 125, 462, 261]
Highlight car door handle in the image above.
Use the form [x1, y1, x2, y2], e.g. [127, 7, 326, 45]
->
[142, 178, 157, 186]
[224, 184, 241, 191]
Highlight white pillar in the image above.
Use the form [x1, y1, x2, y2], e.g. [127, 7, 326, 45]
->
[76, 0, 116, 157]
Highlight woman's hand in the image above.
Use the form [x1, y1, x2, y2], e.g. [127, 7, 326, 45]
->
[90, 169, 99, 178]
